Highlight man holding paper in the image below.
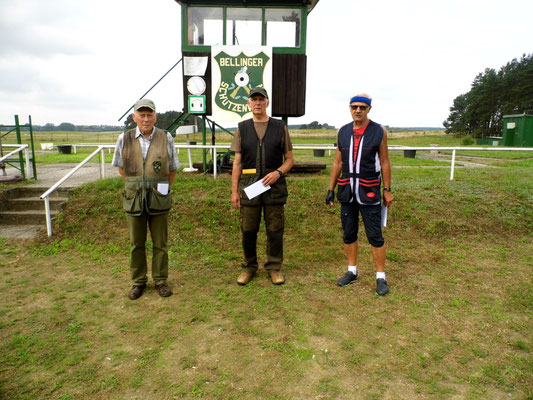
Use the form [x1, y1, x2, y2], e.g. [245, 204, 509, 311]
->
[230, 87, 294, 286]
[325, 93, 394, 295]
[112, 99, 179, 300]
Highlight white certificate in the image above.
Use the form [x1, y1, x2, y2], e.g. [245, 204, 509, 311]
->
[157, 183, 169, 195]
[381, 205, 388, 227]
[244, 180, 271, 200]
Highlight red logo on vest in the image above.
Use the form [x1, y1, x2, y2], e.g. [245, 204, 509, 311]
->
[367, 192, 376, 198]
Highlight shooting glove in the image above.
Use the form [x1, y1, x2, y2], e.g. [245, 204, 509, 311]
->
[325, 190, 335, 205]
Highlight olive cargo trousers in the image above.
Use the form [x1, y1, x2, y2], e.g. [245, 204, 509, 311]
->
[127, 210, 169, 286]
[240, 204, 285, 273]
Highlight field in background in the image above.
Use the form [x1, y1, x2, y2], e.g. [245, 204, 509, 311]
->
[3, 129, 531, 168]
[0, 149, 532, 399]
[0, 128, 445, 145]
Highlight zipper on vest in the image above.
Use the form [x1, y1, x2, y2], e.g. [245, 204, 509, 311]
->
[259, 139, 263, 178]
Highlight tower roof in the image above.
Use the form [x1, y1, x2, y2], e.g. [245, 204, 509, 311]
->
[174, 0, 320, 13]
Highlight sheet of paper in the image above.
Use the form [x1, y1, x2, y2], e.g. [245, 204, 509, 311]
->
[381, 205, 388, 227]
[244, 180, 271, 200]
[183, 56, 208, 76]
[157, 183, 169, 195]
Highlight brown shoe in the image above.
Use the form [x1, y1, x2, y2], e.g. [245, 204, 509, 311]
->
[237, 271, 254, 286]
[155, 283, 172, 297]
[269, 270, 285, 285]
[128, 284, 146, 300]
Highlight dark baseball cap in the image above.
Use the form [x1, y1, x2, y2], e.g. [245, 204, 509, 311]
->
[134, 98, 156, 112]
[248, 87, 268, 99]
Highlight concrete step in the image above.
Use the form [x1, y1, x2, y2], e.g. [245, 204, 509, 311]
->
[4, 197, 68, 211]
[2, 186, 72, 199]
[0, 209, 60, 225]
[0, 224, 44, 239]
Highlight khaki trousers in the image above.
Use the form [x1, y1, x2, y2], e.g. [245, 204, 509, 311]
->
[127, 210, 169, 286]
[240, 204, 285, 273]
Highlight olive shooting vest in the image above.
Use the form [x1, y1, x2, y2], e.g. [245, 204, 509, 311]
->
[122, 128, 172, 215]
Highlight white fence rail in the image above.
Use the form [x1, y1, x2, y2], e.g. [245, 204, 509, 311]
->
[1, 144, 30, 176]
[39, 144, 532, 236]
[40, 146, 108, 236]
[386, 146, 533, 180]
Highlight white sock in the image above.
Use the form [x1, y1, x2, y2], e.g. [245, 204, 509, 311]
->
[376, 271, 386, 280]
[348, 265, 357, 274]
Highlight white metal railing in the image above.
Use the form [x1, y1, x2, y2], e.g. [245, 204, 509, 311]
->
[174, 144, 339, 178]
[386, 146, 533, 180]
[72, 143, 114, 154]
[175, 144, 230, 179]
[40, 145, 109, 236]
[1, 144, 30, 176]
[38, 143, 533, 236]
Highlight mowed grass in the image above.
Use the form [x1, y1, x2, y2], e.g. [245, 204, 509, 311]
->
[0, 151, 532, 399]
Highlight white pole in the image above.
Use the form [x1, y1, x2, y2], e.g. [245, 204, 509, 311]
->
[187, 135, 194, 170]
[24, 147, 31, 178]
[450, 149, 456, 181]
[100, 147, 106, 179]
[213, 147, 217, 179]
[44, 197, 52, 236]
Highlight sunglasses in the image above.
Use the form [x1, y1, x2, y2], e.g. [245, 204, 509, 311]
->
[350, 105, 369, 111]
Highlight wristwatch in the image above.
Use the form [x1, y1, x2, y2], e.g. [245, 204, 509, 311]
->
[383, 187, 391, 192]
[276, 169, 283, 177]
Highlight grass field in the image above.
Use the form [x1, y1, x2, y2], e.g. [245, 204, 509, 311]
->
[0, 146, 532, 399]
[3, 129, 530, 169]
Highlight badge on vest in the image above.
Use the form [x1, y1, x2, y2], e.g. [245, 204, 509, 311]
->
[153, 161, 162, 173]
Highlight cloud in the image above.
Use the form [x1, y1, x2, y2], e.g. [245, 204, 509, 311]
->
[0, 0, 91, 58]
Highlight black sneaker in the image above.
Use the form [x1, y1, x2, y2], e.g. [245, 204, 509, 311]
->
[376, 278, 389, 296]
[337, 271, 358, 287]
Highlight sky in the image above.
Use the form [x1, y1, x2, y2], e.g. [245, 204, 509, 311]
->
[0, 0, 532, 129]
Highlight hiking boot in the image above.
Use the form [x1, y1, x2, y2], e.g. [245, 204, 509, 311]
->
[237, 271, 254, 286]
[128, 284, 146, 300]
[269, 270, 285, 285]
[155, 283, 172, 297]
[376, 278, 389, 296]
[337, 271, 358, 287]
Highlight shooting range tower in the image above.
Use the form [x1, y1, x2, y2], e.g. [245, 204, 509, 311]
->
[176, 0, 319, 122]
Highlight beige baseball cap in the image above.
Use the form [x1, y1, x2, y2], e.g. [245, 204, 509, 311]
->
[134, 98, 156, 112]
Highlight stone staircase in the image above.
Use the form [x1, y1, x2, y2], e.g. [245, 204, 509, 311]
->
[0, 186, 71, 238]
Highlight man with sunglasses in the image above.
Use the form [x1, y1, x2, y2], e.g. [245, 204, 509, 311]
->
[326, 94, 394, 295]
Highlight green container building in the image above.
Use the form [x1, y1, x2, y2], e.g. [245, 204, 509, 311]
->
[502, 114, 533, 147]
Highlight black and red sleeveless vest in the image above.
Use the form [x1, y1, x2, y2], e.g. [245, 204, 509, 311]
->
[337, 120, 383, 205]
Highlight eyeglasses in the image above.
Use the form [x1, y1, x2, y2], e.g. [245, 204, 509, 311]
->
[351, 105, 369, 111]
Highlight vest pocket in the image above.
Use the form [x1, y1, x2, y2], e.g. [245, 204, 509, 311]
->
[336, 178, 352, 203]
[239, 174, 262, 206]
[148, 187, 172, 212]
[357, 178, 381, 205]
[263, 177, 288, 205]
[123, 181, 142, 214]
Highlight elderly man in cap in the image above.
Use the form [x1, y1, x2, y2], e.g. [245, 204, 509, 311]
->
[230, 87, 295, 285]
[326, 93, 394, 295]
[112, 99, 179, 300]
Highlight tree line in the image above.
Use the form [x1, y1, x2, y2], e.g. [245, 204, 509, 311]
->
[3, 113, 336, 133]
[1, 122, 124, 132]
[298, 121, 335, 130]
[123, 111, 192, 131]
[443, 53, 533, 138]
